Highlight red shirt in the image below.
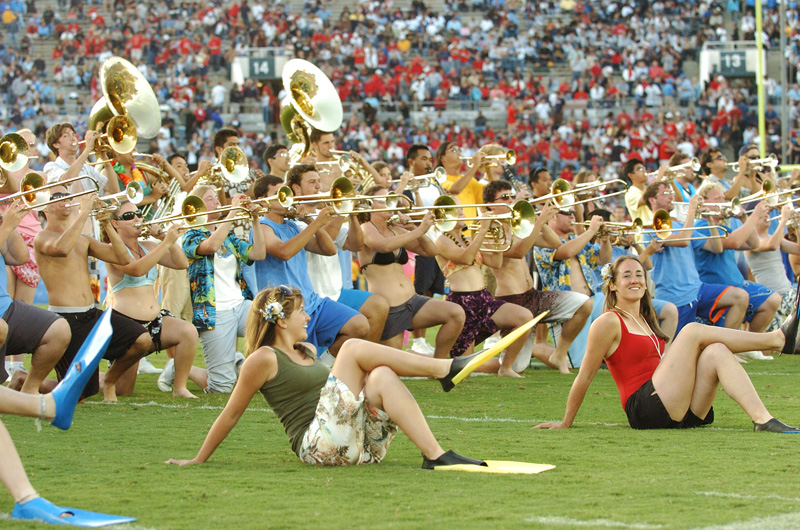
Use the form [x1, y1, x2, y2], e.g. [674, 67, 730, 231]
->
[604, 312, 664, 409]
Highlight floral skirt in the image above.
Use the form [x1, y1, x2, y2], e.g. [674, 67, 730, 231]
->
[298, 375, 397, 466]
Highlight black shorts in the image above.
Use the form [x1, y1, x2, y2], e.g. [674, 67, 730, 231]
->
[0, 301, 61, 383]
[55, 307, 149, 398]
[414, 255, 445, 295]
[625, 379, 714, 430]
[127, 309, 172, 353]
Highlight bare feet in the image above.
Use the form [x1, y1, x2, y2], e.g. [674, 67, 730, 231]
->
[497, 366, 524, 378]
[549, 350, 571, 374]
[172, 388, 199, 399]
[100, 381, 118, 402]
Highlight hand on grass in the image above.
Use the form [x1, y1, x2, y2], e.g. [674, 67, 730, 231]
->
[165, 458, 200, 466]
[532, 422, 569, 430]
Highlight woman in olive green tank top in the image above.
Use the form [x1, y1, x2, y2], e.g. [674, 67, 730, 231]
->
[167, 285, 492, 469]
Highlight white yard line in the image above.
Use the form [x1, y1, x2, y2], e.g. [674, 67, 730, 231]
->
[523, 515, 664, 528]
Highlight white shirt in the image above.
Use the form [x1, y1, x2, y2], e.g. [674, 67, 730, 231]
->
[43, 156, 108, 193]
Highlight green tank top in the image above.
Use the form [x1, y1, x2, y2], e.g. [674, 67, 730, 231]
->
[258, 346, 330, 455]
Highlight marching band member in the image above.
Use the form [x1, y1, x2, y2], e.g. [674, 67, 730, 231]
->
[182, 187, 266, 394]
[527, 167, 553, 201]
[746, 205, 800, 339]
[262, 144, 291, 181]
[34, 188, 152, 402]
[434, 211, 533, 377]
[640, 182, 749, 336]
[358, 186, 466, 359]
[43, 124, 118, 195]
[692, 183, 780, 336]
[0, 201, 70, 394]
[622, 158, 653, 226]
[534, 200, 613, 368]
[437, 141, 484, 222]
[104, 201, 204, 398]
[253, 169, 370, 357]
[406, 144, 443, 355]
[98, 146, 167, 208]
[698, 147, 753, 201]
[483, 180, 592, 373]
[0, 129, 47, 378]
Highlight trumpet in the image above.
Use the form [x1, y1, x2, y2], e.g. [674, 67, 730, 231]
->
[645, 158, 701, 181]
[637, 209, 729, 241]
[478, 149, 517, 168]
[729, 154, 779, 173]
[389, 167, 448, 193]
[0, 133, 38, 173]
[0, 174, 100, 211]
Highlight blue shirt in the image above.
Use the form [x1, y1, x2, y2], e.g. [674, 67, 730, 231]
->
[691, 218, 742, 287]
[254, 218, 321, 315]
[0, 252, 11, 316]
[643, 220, 702, 306]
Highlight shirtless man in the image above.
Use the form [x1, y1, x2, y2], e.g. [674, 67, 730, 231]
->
[34, 187, 153, 401]
[483, 180, 594, 373]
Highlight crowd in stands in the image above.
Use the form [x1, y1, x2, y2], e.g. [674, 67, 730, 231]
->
[2, 0, 800, 180]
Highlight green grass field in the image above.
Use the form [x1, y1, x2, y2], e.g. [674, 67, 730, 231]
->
[3, 348, 800, 530]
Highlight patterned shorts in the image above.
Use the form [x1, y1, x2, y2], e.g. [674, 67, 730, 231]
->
[298, 375, 398, 466]
[447, 288, 505, 357]
[9, 233, 40, 288]
[768, 285, 798, 334]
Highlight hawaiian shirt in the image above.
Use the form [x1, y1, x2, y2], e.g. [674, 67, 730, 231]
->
[534, 235, 603, 293]
[183, 228, 254, 330]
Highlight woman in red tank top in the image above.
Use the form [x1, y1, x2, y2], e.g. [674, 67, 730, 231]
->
[535, 256, 800, 432]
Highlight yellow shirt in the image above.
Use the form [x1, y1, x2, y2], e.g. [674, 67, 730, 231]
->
[443, 173, 485, 223]
[625, 185, 653, 225]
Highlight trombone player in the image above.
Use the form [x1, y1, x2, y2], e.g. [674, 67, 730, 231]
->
[692, 183, 780, 341]
[42, 123, 120, 196]
[640, 181, 751, 338]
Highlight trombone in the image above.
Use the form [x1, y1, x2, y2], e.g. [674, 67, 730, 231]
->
[0, 174, 100, 211]
[66, 182, 145, 214]
[637, 209, 729, 241]
[140, 195, 252, 232]
[645, 158, 701, 180]
[697, 198, 742, 218]
[528, 179, 628, 209]
[351, 193, 414, 214]
[250, 186, 294, 213]
[199, 146, 250, 186]
[0, 132, 38, 173]
[410, 195, 535, 236]
[291, 176, 360, 214]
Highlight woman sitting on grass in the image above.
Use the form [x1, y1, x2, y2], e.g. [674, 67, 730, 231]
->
[166, 286, 489, 468]
[535, 256, 800, 432]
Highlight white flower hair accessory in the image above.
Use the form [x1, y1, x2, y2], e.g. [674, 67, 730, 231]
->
[601, 263, 613, 282]
[260, 285, 292, 323]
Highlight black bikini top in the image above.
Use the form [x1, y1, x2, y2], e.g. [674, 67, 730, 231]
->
[361, 247, 409, 272]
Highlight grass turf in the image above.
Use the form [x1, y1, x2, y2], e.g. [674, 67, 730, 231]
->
[3, 348, 800, 530]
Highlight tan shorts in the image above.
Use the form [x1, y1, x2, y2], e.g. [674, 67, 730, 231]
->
[298, 375, 397, 466]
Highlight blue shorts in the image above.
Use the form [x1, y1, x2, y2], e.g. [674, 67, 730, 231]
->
[695, 281, 775, 328]
[307, 297, 361, 355]
[674, 283, 731, 337]
[337, 289, 371, 312]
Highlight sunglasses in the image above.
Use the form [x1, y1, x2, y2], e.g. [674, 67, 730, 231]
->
[115, 210, 143, 221]
[497, 193, 515, 201]
[559, 210, 577, 216]
[51, 192, 70, 200]
[276, 284, 293, 301]
[710, 156, 726, 161]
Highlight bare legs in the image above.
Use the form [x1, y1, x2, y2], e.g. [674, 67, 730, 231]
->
[101, 332, 152, 402]
[749, 292, 781, 333]
[159, 317, 201, 398]
[551, 298, 592, 374]
[652, 323, 784, 423]
[717, 287, 748, 329]
[489, 303, 533, 378]
[359, 294, 389, 343]
[412, 299, 465, 360]
[658, 302, 678, 345]
[331, 339, 452, 460]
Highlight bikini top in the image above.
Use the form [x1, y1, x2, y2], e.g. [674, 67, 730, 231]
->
[360, 223, 410, 272]
[442, 250, 483, 279]
[111, 244, 158, 293]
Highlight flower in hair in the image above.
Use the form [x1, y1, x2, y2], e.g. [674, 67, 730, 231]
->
[601, 263, 613, 282]
[260, 300, 286, 323]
